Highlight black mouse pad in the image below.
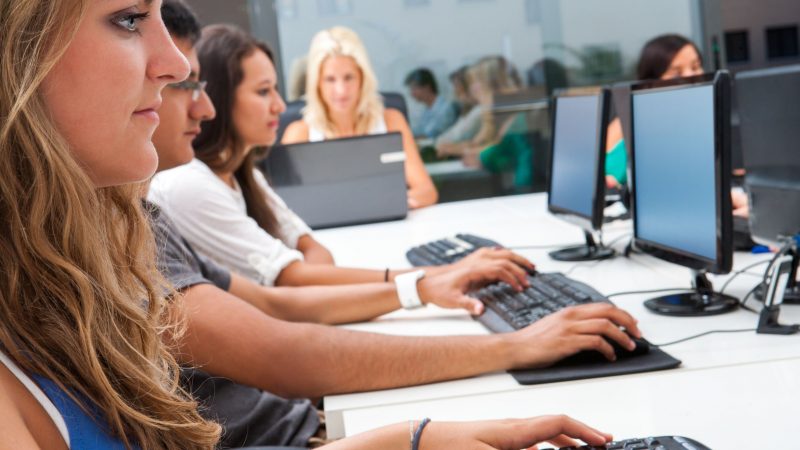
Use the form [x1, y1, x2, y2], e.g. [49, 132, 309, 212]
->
[508, 347, 681, 385]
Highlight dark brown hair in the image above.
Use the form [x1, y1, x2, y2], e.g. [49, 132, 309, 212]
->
[637, 34, 703, 81]
[194, 24, 280, 237]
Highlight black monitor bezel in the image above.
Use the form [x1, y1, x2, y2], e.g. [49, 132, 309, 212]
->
[546, 88, 611, 234]
[629, 71, 733, 274]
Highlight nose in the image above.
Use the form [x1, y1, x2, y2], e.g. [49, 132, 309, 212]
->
[273, 90, 286, 114]
[334, 79, 348, 97]
[147, 12, 191, 86]
[191, 89, 216, 121]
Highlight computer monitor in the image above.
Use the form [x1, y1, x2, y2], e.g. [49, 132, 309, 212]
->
[629, 71, 738, 316]
[546, 88, 615, 261]
[736, 64, 800, 303]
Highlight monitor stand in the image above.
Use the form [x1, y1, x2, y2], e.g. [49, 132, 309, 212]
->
[549, 230, 615, 262]
[644, 270, 739, 316]
[754, 251, 800, 305]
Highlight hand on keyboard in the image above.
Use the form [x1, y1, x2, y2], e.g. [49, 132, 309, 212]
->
[415, 415, 612, 450]
[418, 260, 533, 315]
[505, 303, 642, 368]
[451, 246, 536, 274]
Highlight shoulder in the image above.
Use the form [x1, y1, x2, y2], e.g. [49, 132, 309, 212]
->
[383, 108, 409, 129]
[149, 161, 229, 210]
[282, 120, 309, 144]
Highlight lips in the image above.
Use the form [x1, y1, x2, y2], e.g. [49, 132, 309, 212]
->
[133, 98, 162, 123]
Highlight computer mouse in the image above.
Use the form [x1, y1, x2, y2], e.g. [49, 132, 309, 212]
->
[556, 335, 650, 366]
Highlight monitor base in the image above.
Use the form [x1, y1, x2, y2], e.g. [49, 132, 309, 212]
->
[549, 230, 616, 262]
[549, 245, 615, 262]
[644, 291, 739, 316]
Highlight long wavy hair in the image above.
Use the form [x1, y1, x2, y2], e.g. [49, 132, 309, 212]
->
[303, 26, 385, 137]
[0, 0, 220, 448]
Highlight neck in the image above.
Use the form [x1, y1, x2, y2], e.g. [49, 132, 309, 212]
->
[424, 94, 437, 107]
[213, 145, 247, 189]
[329, 111, 358, 136]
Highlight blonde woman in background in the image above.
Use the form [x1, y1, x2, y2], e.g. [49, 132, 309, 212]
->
[436, 55, 522, 158]
[282, 26, 438, 209]
[0, 0, 220, 448]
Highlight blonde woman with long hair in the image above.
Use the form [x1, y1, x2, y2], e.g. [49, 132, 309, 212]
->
[282, 26, 438, 209]
[0, 0, 220, 448]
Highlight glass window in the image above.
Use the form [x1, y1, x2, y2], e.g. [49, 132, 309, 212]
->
[724, 30, 750, 63]
[766, 25, 799, 60]
[251, 0, 706, 202]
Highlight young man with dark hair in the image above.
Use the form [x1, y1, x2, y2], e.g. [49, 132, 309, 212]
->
[153, 1, 641, 447]
[405, 67, 458, 138]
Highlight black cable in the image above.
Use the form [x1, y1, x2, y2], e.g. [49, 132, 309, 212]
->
[652, 328, 756, 347]
[739, 284, 761, 313]
[508, 243, 582, 251]
[718, 259, 773, 295]
[606, 287, 690, 299]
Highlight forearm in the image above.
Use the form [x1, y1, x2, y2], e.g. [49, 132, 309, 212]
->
[276, 261, 387, 286]
[257, 283, 404, 324]
[175, 285, 514, 398]
[407, 183, 438, 209]
[296, 235, 335, 265]
[321, 423, 407, 450]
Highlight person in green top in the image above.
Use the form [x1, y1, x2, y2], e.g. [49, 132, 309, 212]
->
[605, 34, 704, 189]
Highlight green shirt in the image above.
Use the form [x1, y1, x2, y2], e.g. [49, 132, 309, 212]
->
[606, 139, 627, 185]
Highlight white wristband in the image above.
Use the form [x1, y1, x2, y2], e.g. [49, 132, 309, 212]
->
[395, 270, 426, 309]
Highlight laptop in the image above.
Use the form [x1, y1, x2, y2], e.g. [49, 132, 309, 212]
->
[261, 133, 408, 229]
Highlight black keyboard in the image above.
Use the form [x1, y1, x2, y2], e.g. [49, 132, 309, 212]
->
[405, 233, 500, 266]
[553, 435, 711, 450]
[473, 272, 609, 333]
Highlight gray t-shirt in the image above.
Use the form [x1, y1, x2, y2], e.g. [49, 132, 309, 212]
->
[146, 201, 318, 448]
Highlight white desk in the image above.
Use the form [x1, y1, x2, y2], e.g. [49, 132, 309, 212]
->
[316, 193, 800, 443]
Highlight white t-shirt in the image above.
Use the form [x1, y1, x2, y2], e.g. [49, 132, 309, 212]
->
[307, 115, 387, 142]
[148, 159, 311, 286]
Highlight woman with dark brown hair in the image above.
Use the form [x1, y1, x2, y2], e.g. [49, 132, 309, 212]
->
[149, 25, 533, 288]
[605, 34, 705, 189]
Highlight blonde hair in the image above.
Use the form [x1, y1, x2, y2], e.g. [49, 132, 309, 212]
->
[303, 26, 384, 137]
[0, 1, 219, 448]
[467, 55, 522, 95]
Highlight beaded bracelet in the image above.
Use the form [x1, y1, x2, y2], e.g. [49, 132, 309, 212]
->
[411, 417, 431, 450]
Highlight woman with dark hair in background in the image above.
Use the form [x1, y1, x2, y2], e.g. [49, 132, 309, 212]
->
[605, 33, 705, 189]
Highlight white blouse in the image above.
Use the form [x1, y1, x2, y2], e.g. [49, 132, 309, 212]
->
[307, 115, 388, 142]
[148, 159, 311, 286]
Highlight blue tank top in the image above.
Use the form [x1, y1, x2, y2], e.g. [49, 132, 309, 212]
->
[31, 374, 139, 449]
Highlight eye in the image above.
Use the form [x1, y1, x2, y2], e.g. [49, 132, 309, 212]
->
[113, 12, 149, 33]
[257, 88, 271, 96]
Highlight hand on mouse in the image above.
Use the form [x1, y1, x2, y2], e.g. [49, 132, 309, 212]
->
[503, 303, 642, 369]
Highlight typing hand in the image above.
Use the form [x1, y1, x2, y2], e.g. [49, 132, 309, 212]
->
[452, 246, 536, 274]
[420, 415, 612, 450]
[417, 261, 531, 315]
[506, 303, 642, 368]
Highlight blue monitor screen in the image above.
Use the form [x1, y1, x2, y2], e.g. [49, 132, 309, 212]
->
[549, 95, 601, 218]
[633, 84, 717, 261]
